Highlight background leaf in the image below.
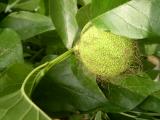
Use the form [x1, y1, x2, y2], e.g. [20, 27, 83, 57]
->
[100, 73, 160, 112]
[49, 0, 78, 49]
[32, 56, 110, 116]
[0, 28, 23, 71]
[139, 90, 160, 113]
[94, 111, 102, 120]
[77, 0, 91, 6]
[38, 0, 49, 15]
[6, 0, 40, 12]
[0, 3, 6, 13]
[22, 30, 67, 64]
[0, 11, 54, 40]
[76, 4, 91, 30]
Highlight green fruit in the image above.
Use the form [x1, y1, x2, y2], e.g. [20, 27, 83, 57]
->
[76, 25, 135, 78]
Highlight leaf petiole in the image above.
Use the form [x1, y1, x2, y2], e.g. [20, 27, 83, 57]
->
[21, 49, 74, 97]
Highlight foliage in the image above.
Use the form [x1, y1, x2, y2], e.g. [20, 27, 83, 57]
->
[0, 0, 160, 120]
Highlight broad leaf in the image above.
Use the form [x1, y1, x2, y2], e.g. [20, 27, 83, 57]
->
[76, 4, 91, 30]
[101, 73, 160, 112]
[49, 0, 78, 49]
[0, 28, 23, 71]
[91, 0, 130, 18]
[0, 63, 51, 120]
[13, 0, 40, 11]
[77, 0, 91, 6]
[33, 30, 67, 55]
[139, 90, 160, 113]
[38, 0, 49, 15]
[32, 56, 112, 115]
[92, 0, 160, 39]
[23, 30, 67, 62]
[0, 11, 54, 40]
[6, 0, 40, 12]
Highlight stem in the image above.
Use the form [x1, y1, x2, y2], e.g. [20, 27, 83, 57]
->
[5, 0, 21, 13]
[120, 112, 136, 118]
[21, 49, 74, 97]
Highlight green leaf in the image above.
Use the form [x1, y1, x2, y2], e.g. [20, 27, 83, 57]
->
[49, 0, 78, 49]
[139, 90, 160, 113]
[0, 28, 23, 71]
[144, 44, 160, 55]
[23, 30, 67, 63]
[94, 111, 102, 120]
[92, 0, 160, 39]
[76, 4, 91, 30]
[109, 113, 137, 120]
[0, 3, 6, 13]
[0, 11, 54, 40]
[32, 56, 110, 115]
[101, 73, 160, 112]
[77, 0, 91, 6]
[76, 0, 130, 30]
[36, 30, 67, 55]
[138, 38, 160, 56]
[91, 0, 130, 18]
[0, 63, 52, 120]
[6, 0, 40, 12]
[38, 0, 49, 15]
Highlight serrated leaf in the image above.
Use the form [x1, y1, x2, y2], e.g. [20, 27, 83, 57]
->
[0, 28, 23, 71]
[92, 0, 160, 39]
[0, 11, 55, 40]
[49, 0, 78, 49]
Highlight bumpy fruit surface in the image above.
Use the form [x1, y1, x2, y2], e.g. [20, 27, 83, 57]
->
[77, 25, 134, 78]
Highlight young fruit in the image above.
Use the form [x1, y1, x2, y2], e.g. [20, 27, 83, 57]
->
[75, 25, 135, 78]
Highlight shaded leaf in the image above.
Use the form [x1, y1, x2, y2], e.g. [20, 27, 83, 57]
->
[0, 3, 6, 13]
[32, 56, 111, 115]
[139, 90, 160, 113]
[37, 30, 67, 55]
[101, 73, 160, 112]
[6, 0, 40, 12]
[13, 0, 40, 11]
[77, 0, 91, 6]
[76, 4, 91, 30]
[94, 111, 102, 120]
[0, 11, 54, 40]
[0, 28, 23, 71]
[49, 0, 78, 48]
[38, 0, 49, 15]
